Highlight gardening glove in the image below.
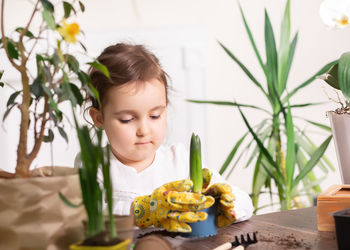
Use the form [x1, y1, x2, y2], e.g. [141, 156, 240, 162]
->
[202, 168, 237, 227]
[133, 179, 215, 233]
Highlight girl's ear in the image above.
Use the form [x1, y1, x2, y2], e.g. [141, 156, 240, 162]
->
[89, 108, 103, 128]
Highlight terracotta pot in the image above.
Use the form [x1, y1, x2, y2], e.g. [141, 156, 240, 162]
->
[328, 111, 350, 184]
[69, 238, 131, 250]
[0, 167, 86, 250]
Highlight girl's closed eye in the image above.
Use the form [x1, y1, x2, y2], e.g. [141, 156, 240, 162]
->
[150, 114, 161, 119]
[119, 117, 134, 123]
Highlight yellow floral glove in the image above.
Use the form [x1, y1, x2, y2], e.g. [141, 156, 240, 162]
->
[202, 168, 237, 227]
[133, 179, 215, 232]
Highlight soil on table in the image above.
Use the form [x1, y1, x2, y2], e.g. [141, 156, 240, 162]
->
[259, 233, 312, 249]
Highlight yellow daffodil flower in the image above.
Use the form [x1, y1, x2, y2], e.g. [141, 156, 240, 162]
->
[57, 19, 80, 43]
[320, 0, 350, 29]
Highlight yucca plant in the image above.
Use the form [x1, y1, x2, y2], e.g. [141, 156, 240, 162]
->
[189, 0, 336, 212]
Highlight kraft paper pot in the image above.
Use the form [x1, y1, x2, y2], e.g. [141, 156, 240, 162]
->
[180, 201, 218, 238]
[83, 214, 135, 249]
[70, 238, 131, 250]
[0, 166, 86, 250]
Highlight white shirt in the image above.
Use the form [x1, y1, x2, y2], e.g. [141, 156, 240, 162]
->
[75, 143, 253, 223]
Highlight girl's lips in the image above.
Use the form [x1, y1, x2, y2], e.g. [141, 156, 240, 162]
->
[135, 141, 151, 145]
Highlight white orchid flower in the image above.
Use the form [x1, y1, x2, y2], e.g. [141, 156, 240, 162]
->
[320, 0, 350, 29]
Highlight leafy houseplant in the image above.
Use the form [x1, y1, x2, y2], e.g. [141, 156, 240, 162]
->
[0, 0, 99, 178]
[182, 133, 218, 238]
[0, 1, 107, 249]
[189, 0, 336, 212]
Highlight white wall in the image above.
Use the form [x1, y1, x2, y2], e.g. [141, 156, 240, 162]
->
[1, 0, 347, 213]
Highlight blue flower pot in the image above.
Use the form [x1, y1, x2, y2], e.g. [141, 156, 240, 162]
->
[180, 201, 218, 238]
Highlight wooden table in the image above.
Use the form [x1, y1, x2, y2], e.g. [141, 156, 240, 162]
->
[135, 207, 338, 249]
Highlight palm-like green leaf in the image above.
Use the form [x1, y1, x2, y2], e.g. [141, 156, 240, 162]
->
[264, 10, 279, 99]
[238, 3, 266, 76]
[187, 99, 271, 114]
[237, 105, 284, 184]
[285, 105, 295, 189]
[278, 0, 291, 94]
[218, 41, 271, 103]
[292, 135, 332, 189]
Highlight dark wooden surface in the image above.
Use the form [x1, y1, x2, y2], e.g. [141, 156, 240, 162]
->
[135, 207, 337, 249]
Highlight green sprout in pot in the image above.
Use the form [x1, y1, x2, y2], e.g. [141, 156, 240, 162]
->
[190, 133, 203, 193]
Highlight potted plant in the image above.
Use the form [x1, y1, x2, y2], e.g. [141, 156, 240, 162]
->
[0, 1, 103, 249]
[62, 118, 132, 249]
[181, 133, 218, 238]
[188, 0, 335, 212]
[319, 0, 350, 184]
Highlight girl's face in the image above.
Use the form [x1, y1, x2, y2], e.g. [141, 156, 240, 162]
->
[90, 78, 167, 171]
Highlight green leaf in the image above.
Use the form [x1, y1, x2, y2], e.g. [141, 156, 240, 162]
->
[187, 99, 271, 114]
[302, 119, 331, 132]
[286, 60, 338, 102]
[252, 152, 265, 209]
[279, 33, 298, 94]
[7, 91, 21, 107]
[6, 39, 19, 59]
[43, 128, 54, 142]
[79, 41, 87, 52]
[237, 105, 284, 183]
[218, 41, 270, 102]
[79, 1, 85, 12]
[78, 71, 90, 85]
[58, 126, 69, 143]
[285, 104, 295, 189]
[59, 192, 82, 208]
[292, 135, 332, 189]
[320, 63, 339, 90]
[338, 52, 350, 102]
[2, 103, 17, 122]
[238, 3, 266, 75]
[88, 61, 110, 79]
[278, 0, 291, 93]
[40, 0, 54, 12]
[70, 83, 83, 105]
[219, 133, 247, 174]
[0, 82, 4, 87]
[63, 1, 72, 18]
[67, 55, 80, 73]
[42, 9, 56, 30]
[30, 76, 44, 99]
[15, 27, 35, 39]
[264, 10, 279, 96]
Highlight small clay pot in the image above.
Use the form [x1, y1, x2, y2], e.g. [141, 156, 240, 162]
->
[333, 207, 350, 250]
[180, 200, 218, 238]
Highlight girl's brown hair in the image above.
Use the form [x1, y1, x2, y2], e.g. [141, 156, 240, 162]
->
[88, 43, 169, 110]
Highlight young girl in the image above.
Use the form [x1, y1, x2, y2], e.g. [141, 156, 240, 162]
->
[77, 43, 253, 232]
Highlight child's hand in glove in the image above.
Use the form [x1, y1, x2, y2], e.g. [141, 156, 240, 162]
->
[202, 168, 237, 227]
[133, 179, 215, 232]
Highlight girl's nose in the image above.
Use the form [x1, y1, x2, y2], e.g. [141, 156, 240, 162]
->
[136, 120, 150, 137]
